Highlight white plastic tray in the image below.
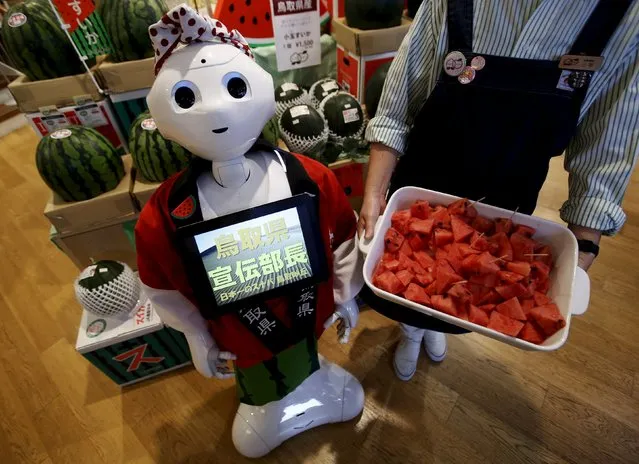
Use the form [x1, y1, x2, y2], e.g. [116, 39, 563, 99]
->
[360, 187, 590, 351]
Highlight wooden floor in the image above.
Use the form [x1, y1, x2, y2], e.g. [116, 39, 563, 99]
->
[1, 125, 638, 464]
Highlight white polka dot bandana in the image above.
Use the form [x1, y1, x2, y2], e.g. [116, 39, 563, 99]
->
[149, 3, 253, 75]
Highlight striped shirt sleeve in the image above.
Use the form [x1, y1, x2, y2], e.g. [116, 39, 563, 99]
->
[364, 0, 438, 155]
[560, 46, 639, 235]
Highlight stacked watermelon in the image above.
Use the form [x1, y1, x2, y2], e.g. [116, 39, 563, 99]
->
[372, 198, 565, 344]
[36, 127, 125, 202]
[0, 0, 87, 81]
[101, 0, 166, 62]
[128, 112, 192, 182]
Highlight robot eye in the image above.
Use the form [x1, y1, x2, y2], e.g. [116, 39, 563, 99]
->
[174, 86, 196, 109]
[227, 77, 247, 99]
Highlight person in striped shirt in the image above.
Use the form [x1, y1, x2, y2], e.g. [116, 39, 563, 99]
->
[358, 0, 639, 381]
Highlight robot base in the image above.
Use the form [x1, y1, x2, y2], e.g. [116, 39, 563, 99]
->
[232, 357, 364, 458]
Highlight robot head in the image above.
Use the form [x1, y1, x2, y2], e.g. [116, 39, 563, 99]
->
[146, 5, 275, 162]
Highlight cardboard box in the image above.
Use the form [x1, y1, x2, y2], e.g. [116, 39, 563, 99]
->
[8, 62, 103, 113]
[76, 297, 191, 386]
[109, 88, 150, 140]
[27, 98, 127, 150]
[331, 16, 411, 56]
[50, 214, 139, 270]
[96, 57, 155, 94]
[337, 44, 396, 101]
[129, 167, 162, 212]
[44, 155, 136, 235]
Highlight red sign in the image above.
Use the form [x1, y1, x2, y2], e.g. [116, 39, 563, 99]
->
[51, 0, 94, 33]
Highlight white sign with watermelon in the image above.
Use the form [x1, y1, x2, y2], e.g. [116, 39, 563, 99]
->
[270, 0, 321, 72]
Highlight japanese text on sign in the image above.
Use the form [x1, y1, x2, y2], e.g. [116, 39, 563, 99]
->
[270, 0, 321, 72]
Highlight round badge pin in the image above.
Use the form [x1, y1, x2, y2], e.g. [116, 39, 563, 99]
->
[458, 66, 476, 84]
[444, 51, 467, 77]
[471, 56, 486, 71]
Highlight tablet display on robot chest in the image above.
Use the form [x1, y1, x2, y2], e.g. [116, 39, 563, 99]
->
[178, 194, 328, 316]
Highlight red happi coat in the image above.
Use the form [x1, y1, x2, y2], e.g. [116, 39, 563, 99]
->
[135, 149, 357, 369]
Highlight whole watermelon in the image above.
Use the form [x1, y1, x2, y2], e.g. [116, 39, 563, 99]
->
[310, 78, 340, 108]
[0, 0, 87, 81]
[129, 112, 192, 182]
[345, 0, 404, 30]
[261, 117, 280, 146]
[275, 83, 311, 119]
[102, 0, 167, 62]
[365, 61, 392, 119]
[279, 104, 328, 160]
[36, 127, 124, 202]
[319, 91, 367, 141]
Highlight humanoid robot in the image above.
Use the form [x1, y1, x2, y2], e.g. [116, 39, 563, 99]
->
[134, 5, 365, 458]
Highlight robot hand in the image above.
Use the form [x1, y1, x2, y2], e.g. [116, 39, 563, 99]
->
[323, 299, 359, 344]
[206, 341, 237, 380]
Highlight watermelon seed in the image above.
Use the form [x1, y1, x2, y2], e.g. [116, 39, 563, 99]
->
[252, 16, 258, 25]
[240, 15, 245, 24]
[229, 4, 234, 12]
[266, 12, 271, 20]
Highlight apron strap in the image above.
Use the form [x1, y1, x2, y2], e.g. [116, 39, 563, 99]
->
[447, 0, 473, 52]
[569, 0, 633, 56]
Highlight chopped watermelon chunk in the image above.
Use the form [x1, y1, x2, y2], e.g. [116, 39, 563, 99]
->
[381, 252, 397, 264]
[435, 259, 463, 294]
[447, 283, 473, 303]
[506, 261, 531, 276]
[404, 283, 431, 306]
[495, 283, 530, 301]
[479, 289, 502, 305]
[384, 260, 400, 271]
[514, 224, 536, 237]
[410, 200, 430, 219]
[432, 207, 452, 229]
[451, 216, 475, 243]
[488, 311, 525, 337]
[399, 239, 413, 258]
[528, 304, 565, 336]
[494, 218, 514, 235]
[384, 228, 405, 253]
[470, 232, 491, 252]
[491, 232, 514, 261]
[479, 304, 496, 313]
[396, 269, 415, 288]
[391, 210, 412, 235]
[519, 321, 546, 344]
[375, 271, 404, 294]
[431, 294, 458, 317]
[498, 270, 526, 284]
[533, 291, 552, 306]
[373, 263, 385, 281]
[469, 273, 500, 288]
[520, 298, 535, 316]
[534, 244, 554, 267]
[511, 233, 535, 262]
[531, 261, 551, 280]
[434, 229, 454, 247]
[408, 233, 428, 252]
[496, 297, 527, 321]
[471, 216, 494, 234]
[458, 243, 482, 257]
[534, 278, 550, 294]
[413, 250, 435, 271]
[416, 272, 435, 286]
[398, 252, 416, 271]
[468, 304, 489, 326]
[476, 252, 501, 275]
[409, 218, 435, 235]
[424, 281, 439, 296]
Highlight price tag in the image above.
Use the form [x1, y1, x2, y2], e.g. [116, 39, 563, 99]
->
[270, 0, 321, 72]
[290, 105, 310, 118]
[74, 104, 108, 127]
[342, 108, 360, 124]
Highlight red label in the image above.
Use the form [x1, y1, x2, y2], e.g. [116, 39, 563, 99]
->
[272, 0, 318, 16]
[113, 344, 164, 372]
[51, 0, 94, 33]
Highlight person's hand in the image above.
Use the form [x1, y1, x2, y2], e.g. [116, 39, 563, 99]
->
[206, 344, 237, 380]
[578, 252, 596, 272]
[323, 299, 359, 344]
[569, 224, 601, 272]
[358, 192, 387, 240]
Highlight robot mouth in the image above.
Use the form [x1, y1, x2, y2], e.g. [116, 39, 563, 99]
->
[212, 127, 228, 134]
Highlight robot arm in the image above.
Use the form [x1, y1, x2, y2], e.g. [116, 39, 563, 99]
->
[143, 284, 236, 379]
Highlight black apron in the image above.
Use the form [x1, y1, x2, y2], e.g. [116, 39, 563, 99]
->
[361, 0, 632, 333]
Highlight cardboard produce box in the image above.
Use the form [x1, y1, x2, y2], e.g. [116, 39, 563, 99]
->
[44, 155, 136, 235]
[96, 57, 155, 94]
[337, 45, 396, 102]
[27, 98, 127, 150]
[332, 16, 411, 56]
[8, 59, 104, 113]
[50, 214, 139, 270]
[76, 297, 191, 386]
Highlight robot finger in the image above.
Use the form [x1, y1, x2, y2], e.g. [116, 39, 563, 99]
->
[323, 312, 339, 329]
[339, 327, 351, 344]
[218, 351, 237, 361]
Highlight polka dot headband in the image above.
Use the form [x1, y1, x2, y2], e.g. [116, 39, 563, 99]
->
[149, 3, 254, 75]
